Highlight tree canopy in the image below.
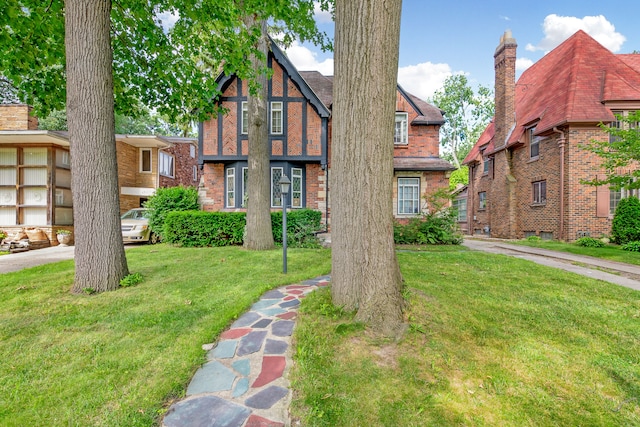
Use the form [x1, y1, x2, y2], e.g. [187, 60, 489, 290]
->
[582, 111, 640, 190]
[0, 0, 332, 125]
[430, 74, 494, 169]
[38, 108, 190, 136]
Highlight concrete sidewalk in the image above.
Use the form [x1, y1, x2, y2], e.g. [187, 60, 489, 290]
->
[0, 244, 75, 274]
[462, 238, 640, 291]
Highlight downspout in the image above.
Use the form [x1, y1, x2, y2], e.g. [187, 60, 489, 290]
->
[321, 163, 329, 232]
[553, 127, 566, 240]
[468, 164, 474, 234]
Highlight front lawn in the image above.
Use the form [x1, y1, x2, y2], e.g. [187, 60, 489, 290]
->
[511, 238, 640, 266]
[291, 247, 640, 426]
[0, 245, 331, 426]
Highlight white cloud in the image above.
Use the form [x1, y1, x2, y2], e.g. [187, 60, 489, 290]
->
[286, 41, 452, 101]
[314, 2, 333, 24]
[285, 41, 334, 75]
[516, 57, 534, 72]
[526, 14, 626, 53]
[398, 62, 453, 100]
[157, 10, 179, 33]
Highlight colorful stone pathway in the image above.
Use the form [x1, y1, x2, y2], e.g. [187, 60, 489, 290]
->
[162, 275, 330, 427]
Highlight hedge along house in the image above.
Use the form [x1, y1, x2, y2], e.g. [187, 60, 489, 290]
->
[463, 30, 640, 241]
[198, 40, 454, 225]
[0, 103, 198, 245]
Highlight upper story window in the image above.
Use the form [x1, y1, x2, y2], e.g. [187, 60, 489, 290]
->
[159, 151, 174, 178]
[483, 156, 490, 174]
[271, 102, 283, 134]
[529, 126, 541, 159]
[241, 101, 248, 134]
[609, 110, 638, 143]
[140, 148, 152, 173]
[394, 112, 408, 145]
[190, 144, 196, 158]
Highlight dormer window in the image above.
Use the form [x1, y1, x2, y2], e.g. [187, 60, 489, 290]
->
[529, 126, 541, 159]
[394, 112, 408, 145]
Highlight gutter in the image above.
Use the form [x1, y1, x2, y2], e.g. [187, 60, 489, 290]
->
[553, 127, 566, 240]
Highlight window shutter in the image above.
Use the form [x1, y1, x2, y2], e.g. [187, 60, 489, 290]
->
[595, 175, 609, 217]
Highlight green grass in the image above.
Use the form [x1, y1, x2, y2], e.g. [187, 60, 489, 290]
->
[291, 246, 640, 426]
[0, 244, 331, 427]
[511, 239, 640, 266]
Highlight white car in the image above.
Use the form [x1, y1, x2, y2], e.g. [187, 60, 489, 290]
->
[121, 208, 159, 244]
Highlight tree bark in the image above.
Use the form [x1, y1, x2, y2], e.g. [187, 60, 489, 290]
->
[65, 0, 129, 293]
[331, 0, 405, 335]
[243, 18, 275, 250]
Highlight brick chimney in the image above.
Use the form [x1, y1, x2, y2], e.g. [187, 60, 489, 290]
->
[0, 104, 39, 130]
[493, 30, 517, 149]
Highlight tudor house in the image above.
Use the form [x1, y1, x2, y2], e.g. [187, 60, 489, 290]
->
[0, 103, 198, 244]
[463, 30, 640, 241]
[198, 41, 454, 224]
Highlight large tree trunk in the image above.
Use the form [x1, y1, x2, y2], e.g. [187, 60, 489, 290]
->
[65, 0, 129, 293]
[243, 18, 275, 250]
[331, 0, 405, 336]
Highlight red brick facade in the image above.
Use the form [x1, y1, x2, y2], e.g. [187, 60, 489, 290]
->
[464, 31, 640, 241]
[198, 42, 454, 225]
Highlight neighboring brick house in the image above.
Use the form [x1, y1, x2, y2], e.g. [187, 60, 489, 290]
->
[198, 40, 454, 225]
[0, 104, 198, 244]
[463, 30, 640, 241]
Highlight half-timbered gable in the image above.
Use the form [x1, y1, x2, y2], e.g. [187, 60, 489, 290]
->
[199, 40, 330, 217]
[198, 40, 454, 225]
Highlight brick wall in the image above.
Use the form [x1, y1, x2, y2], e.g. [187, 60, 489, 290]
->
[200, 163, 225, 211]
[159, 141, 199, 188]
[394, 92, 440, 158]
[0, 104, 38, 130]
[116, 141, 137, 188]
[467, 125, 619, 241]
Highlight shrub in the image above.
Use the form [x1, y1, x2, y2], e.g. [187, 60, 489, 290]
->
[525, 235, 541, 242]
[621, 241, 640, 252]
[163, 209, 323, 248]
[271, 209, 322, 248]
[575, 237, 606, 248]
[611, 196, 640, 244]
[394, 208, 462, 245]
[164, 211, 246, 247]
[144, 186, 200, 238]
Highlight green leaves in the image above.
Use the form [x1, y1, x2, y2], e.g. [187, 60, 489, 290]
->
[1, 0, 333, 126]
[581, 111, 640, 191]
[430, 74, 494, 168]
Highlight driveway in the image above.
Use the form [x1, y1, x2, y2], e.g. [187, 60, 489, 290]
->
[0, 245, 76, 274]
[462, 238, 640, 291]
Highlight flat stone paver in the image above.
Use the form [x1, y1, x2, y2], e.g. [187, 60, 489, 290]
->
[163, 275, 331, 427]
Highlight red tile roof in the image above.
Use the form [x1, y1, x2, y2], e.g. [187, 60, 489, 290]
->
[299, 72, 445, 124]
[464, 30, 640, 164]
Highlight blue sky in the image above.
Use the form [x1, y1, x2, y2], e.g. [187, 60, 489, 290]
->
[284, 0, 640, 101]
